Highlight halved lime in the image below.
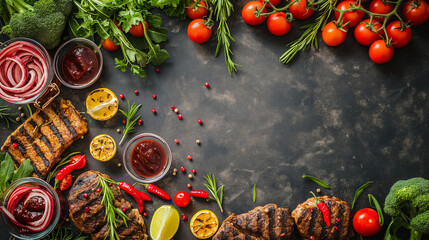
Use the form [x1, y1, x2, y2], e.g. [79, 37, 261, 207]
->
[150, 205, 180, 240]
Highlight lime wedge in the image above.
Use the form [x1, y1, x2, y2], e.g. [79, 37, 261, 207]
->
[150, 205, 180, 240]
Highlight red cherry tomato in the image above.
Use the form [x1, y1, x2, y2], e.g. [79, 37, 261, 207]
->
[129, 20, 149, 37]
[353, 208, 382, 237]
[369, 0, 394, 22]
[354, 19, 382, 46]
[242, 1, 267, 25]
[59, 174, 73, 191]
[114, 20, 123, 31]
[174, 191, 191, 207]
[267, 12, 292, 36]
[403, 0, 429, 25]
[259, 0, 283, 8]
[369, 39, 394, 64]
[70, 154, 87, 169]
[289, 0, 314, 19]
[322, 21, 347, 46]
[335, 0, 365, 27]
[187, 19, 212, 43]
[186, 0, 209, 19]
[102, 38, 120, 51]
[386, 21, 412, 48]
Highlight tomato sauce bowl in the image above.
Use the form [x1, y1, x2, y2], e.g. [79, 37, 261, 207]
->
[123, 133, 172, 184]
[0, 177, 61, 240]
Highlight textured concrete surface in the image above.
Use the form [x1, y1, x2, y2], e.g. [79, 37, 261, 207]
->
[1, 1, 428, 239]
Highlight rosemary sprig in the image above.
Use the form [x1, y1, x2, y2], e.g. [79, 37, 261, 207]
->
[204, 173, 224, 213]
[0, 105, 16, 128]
[95, 175, 129, 240]
[302, 174, 331, 189]
[46, 152, 80, 184]
[43, 226, 87, 240]
[280, 0, 337, 64]
[351, 181, 374, 209]
[118, 101, 142, 145]
[210, 0, 240, 74]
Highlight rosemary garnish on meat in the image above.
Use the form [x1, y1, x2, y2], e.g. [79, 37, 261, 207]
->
[204, 173, 224, 213]
[0, 105, 16, 128]
[118, 101, 141, 145]
[95, 175, 129, 240]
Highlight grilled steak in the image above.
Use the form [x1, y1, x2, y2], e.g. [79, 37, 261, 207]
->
[292, 196, 354, 240]
[68, 171, 148, 240]
[1, 98, 87, 178]
[213, 204, 295, 240]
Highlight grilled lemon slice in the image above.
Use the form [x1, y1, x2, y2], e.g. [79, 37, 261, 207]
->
[89, 134, 116, 162]
[190, 210, 219, 239]
[86, 88, 118, 121]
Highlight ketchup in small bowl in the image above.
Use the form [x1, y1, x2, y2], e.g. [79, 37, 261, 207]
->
[0, 178, 61, 239]
[123, 133, 172, 183]
[53, 38, 103, 89]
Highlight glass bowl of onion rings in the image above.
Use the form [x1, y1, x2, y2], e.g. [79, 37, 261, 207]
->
[0, 38, 54, 104]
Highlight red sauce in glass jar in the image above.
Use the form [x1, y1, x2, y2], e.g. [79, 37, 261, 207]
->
[62, 46, 98, 85]
[131, 140, 166, 178]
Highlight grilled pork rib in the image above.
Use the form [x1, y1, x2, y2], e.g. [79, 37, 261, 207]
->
[213, 204, 295, 240]
[68, 171, 148, 240]
[291, 196, 354, 240]
[1, 98, 87, 178]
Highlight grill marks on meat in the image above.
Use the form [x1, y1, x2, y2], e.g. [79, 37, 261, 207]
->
[1, 98, 87, 178]
[68, 171, 148, 240]
[292, 196, 354, 240]
[213, 204, 295, 240]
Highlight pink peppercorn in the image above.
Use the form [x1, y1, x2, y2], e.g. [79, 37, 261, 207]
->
[171, 105, 176, 110]
[336, 218, 341, 222]
[152, 108, 156, 114]
[334, 226, 338, 230]
[143, 212, 148, 217]
[155, 68, 160, 73]
[191, 169, 196, 174]
[178, 114, 182, 120]
[96, 188, 101, 193]
[134, 90, 139, 95]
[174, 139, 179, 144]
[122, 120, 126, 124]
[204, 82, 210, 87]
[85, 207, 89, 212]
[83, 193, 88, 198]
[187, 155, 192, 160]
[12, 143, 17, 148]
[181, 214, 187, 220]
[187, 183, 192, 188]
[180, 167, 185, 172]
[152, 94, 156, 99]
[119, 94, 124, 99]
[198, 119, 202, 125]
[122, 207, 127, 212]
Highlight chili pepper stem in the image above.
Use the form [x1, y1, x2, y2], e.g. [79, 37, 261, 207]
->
[310, 191, 321, 203]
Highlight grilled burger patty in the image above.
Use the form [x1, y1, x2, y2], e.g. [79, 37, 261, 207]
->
[213, 204, 295, 240]
[292, 196, 354, 240]
[68, 171, 148, 240]
[1, 98, 87, 178]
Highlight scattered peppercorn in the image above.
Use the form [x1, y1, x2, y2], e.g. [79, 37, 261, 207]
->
[178, 114, 182, 120]
[191, 169, 196, 174]
[155, 68, 160, 73]
[180, 167, 185, 172]
[187, 183, 192, 188]
[181, 214, 187, 220]
[152, 94, 156, 99]
[15, 117, 20, 122]
[143, 212, 148, 217]
[172, 172, 177, 176]
[83, 193, 88, 198]
[188, 174, 193, 179]
[171, 106, 176, 110]
[138, 119, 143, 124]
[317, 188, 321, 193]
[118, 163, 122, 167]
[12, 143, 17, 148]
[134, 90, 139, 95]
[187, 155, 192, 160]
[85, 207, 90, 212]
[196, 140, 201, 145]
[122, 120, 126, 124]
[334, 226, 339, 230]
[310, 236, 314, 240]
[122, 207, 127, 212]
[119, 94, 124, 99]
[174, 109, 179, 113]
[204, 82, 210, 88]
[96, 188, 101, 193]
[198, 119, 203, 125]
[18, 107, 22, 111]
[175, 139, 180, 144]
[336, 218, 341, 222]
[173, 168, 178, 173]
[117, 129, 121, 133]
[152, 108, 156, 114]
[20, 113, 25, 117]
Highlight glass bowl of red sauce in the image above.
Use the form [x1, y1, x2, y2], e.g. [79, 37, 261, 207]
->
[53, 38, 103, 89]
[123, 133, 172, 183]
[0, 177, 61, 240]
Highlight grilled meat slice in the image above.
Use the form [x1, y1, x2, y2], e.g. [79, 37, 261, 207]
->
[1, 98, 87, 178]
[68, 171, 148, 240]
[292, 196, 354, 240]
[213, 204, 295, 240]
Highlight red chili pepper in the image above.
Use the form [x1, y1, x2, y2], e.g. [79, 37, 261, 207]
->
[138, 191, 152, 202]
[55, 155, 86, 181]
[143, 184, 170, 200]
[189, 190, 209, 199]
[310, 191, 331, 227]
[59, 174, 73, 191]
[118, 182, 144, 213]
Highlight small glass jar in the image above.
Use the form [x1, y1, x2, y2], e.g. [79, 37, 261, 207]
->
[0, 178, 61, 240]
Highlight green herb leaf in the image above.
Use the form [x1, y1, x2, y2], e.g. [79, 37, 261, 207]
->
[147, 44, 170, 65]
[12, 159, 33, 182]
[351, 181, 373, 209]
[302, 175, 331, 189]
[0, 106, 16, 128]
[119, 101, 142, 145]
[253, 184, 256, 202]
[204, 173, 224, 213]
[0, 153, 15, 192]
[147, 27, 169, 43]
[368, 194, 384, 226]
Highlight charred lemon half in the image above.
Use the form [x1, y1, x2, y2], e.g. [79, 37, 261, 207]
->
[90, 134, 117, 162]
[190, 210, 219, 239]
[86, 88, 118, 121]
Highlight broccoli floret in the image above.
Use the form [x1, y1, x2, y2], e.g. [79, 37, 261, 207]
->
[384, 177, 429, 240]
[0, 0, 72, 49]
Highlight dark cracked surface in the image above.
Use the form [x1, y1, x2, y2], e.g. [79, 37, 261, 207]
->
[1, 1, 429, 239]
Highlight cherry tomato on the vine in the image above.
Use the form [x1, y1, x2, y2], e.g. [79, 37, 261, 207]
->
[114, 20, 123, 31]
[59, 174, 73, 191]
[187, 19, 212, 43]
[354, 19, 382, 46]
[386, 21, 412, 48]
[403, 0, 429, 25]
[242, 1, 267, 25]
[353, 208, 382, 237]
[335, 0, 365, 27]
[259, 0, 282, 8]
[129, 20, 149, 37]
[369, 0, 394, 22]
[186, 0, 209, 19]
[70, 154, 87, 169]
[102, 38, 120, 51]
[322, 21, 347, 46]
[267, 12, 292, 36]
[369, 39, 394, 64]
[289, 0, 314, 19]
[174, 191, 191, 207]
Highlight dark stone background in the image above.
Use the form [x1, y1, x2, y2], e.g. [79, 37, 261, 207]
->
[1, 0, 428, 239]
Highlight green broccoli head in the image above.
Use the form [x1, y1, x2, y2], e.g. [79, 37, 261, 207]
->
[35, 12, 66, 49]
[55, 0, 73, 17]
[384, 177, 429, 217]
[7, 10, 38, 38]
[410, 211, 429, 235]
